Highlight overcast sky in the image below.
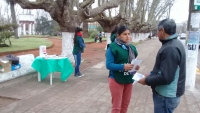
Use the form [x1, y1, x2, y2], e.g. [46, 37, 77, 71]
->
[0, 0, 189, 24]
[170, 0, 189, 23]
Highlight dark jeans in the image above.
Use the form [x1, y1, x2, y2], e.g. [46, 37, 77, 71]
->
[153, 91, 180, 113]
[99, 37, 102, 43]
[73, 51, 81, 75]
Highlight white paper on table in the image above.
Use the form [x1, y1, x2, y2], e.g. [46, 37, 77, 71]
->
[128, 59, 142, 72]
[132, 73, 145, 84]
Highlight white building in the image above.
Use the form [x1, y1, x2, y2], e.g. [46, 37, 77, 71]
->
[18, 10, 35, 36]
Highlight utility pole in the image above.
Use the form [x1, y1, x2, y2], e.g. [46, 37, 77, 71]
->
[186, 0, 200, 91]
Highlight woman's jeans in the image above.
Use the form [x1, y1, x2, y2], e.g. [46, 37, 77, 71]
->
[153, 91, 180, 113]
[73, 51, 81, 75]
[109, 78, 132, 113]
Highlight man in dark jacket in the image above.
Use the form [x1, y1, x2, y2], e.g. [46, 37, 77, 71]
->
[139, 19, 186, 113]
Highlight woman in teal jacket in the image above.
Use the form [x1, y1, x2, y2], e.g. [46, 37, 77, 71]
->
[72, 27, 85, 77]
[106, 25, 140, 113]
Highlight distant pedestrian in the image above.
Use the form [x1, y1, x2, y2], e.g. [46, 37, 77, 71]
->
[99, 31, 102, 43]
[138, 19, 186, 113]
[72, 27, 85, 77]
[106, 25, 140, 113]
[148, 34, 151, 39]
[94, 35, 98, 43]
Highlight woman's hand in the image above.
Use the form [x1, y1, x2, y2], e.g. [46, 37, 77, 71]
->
[124, 64, 134, 70]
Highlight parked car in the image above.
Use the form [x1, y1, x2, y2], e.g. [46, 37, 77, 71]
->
[178, 33, 186, 45]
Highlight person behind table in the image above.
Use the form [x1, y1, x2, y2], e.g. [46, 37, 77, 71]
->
[106, 25, 140, 113]
[72, 27, 85, 77]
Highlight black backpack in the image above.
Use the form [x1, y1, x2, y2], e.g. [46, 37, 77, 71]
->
[3, 54, 20, 65]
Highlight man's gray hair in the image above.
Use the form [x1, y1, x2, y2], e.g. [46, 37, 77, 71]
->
[158, 19, 176, 35]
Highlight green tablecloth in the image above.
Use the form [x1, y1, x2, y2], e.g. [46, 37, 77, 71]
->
[31, 57, 74, 81]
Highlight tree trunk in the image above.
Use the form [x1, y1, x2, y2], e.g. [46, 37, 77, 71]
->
[10, 0, 18, 39]
[83, 21, 89, 38]
[105, 32, 111, 50]
[61, 32, 74, 62]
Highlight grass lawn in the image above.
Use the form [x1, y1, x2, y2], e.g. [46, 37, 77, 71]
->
[19, 35, 48, 38]
[48, 36, 107, 43]
[0, 37, 53, 53]
[83, 38, 94, 42]
[84, 37, 106, 43]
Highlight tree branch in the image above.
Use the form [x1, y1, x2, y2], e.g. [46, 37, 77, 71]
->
[85, 0, 125, 18]
[79, 0, 94, 8]
[147, 0, 160, 23]
[14, 0, 54, 10]
[85, 17, 101, 23]
[56, 0, 65, 9]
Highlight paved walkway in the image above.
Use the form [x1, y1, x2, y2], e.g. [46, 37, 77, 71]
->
[0, 39, 200, 113]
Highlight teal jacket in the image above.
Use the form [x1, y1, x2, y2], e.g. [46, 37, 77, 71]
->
[106, 42, 138, 84]
[72, 36, 85, 54]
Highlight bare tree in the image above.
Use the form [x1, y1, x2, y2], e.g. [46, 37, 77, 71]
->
[82, 0, 89, 38]
[13, 0, 125, 61]
[147, 0, 175, 30]
[14, 0, 124, 31]
[176, 22, 187, 34]
[5, 0, 19, 39]
[85, 0, 175, 46]
[15, 4, 23, 22]
[82, 21, 89, 38]
[1, 3, 12, 24]
[0, 4, 4, 24]
[123, 0, 174, 32]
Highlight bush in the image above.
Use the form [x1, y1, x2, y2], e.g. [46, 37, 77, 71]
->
[0, 24, 18, 31]
[88, 30, 95, 37]
[96, 26, 103, 32]
[90, 30, 98, 39]
[0, 24, 16, 47]
[0, 32, 14, 46]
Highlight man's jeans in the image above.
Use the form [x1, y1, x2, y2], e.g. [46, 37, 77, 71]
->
[153, 91, 180, 113]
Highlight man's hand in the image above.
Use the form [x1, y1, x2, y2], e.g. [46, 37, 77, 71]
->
[135, 65, 140, 70]
[138, 77, 146, 85]
[124, 64, 134, 70]
[144, 74, 150, 77]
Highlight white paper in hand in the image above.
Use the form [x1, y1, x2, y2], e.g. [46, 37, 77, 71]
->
[128, 59, 142, 72]
[132, 73, 145, 84]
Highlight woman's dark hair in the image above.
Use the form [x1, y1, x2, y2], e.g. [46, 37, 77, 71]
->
[111, 26, 118, 36]
[117, 25, 130, 35]
[158, 19, 176, 35]
[74, 27, 82, 44]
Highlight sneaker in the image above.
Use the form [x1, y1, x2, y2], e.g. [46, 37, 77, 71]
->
[78, 73, 84, 77]
[74, 74, 82, 78]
